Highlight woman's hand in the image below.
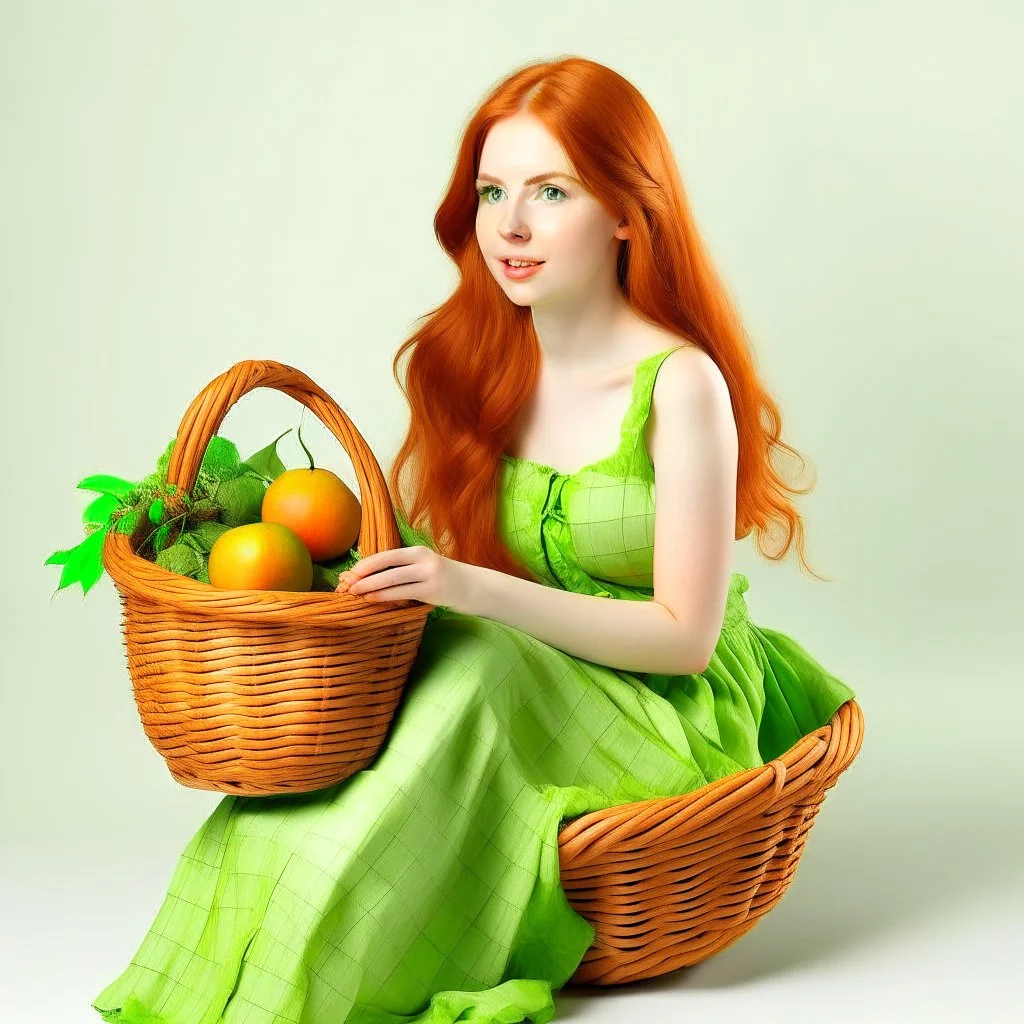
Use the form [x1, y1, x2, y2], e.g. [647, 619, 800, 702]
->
[335, 546, 477, 614]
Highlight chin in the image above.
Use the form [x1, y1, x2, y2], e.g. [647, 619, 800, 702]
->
[493, 279, 540, 305]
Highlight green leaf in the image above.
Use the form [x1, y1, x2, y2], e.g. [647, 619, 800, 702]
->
[310, 548, 360, 591]
[241, 429, 293, 482]
[76, 474, 136, 500]
[188, 520, 230, 553]
[318, 548, 361, 571]
[311, 563, 338, 591]
[77, 528, 107, 594]
[43, 546, 75, 567]
[153, 523, 171, 552]
[214, 475, 267, 528]
[178, 532, 205, 555]
[45, 527, 107, 594]
[82, 493, 122, 526]
[148, 498, 164, 524]
[155, 542, 205, 579]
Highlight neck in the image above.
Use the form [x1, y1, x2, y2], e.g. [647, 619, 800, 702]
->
[528, 254, 639, 373]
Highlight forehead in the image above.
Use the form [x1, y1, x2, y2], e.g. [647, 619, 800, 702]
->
[478, 114, 574, 176]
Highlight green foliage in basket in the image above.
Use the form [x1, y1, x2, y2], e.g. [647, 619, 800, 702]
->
[45, 430, 301, 596]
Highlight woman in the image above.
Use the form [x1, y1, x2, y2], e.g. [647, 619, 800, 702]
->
[92, 55, 856, 1024]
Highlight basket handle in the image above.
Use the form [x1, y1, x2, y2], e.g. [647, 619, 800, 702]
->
[164, 358, 401, 557]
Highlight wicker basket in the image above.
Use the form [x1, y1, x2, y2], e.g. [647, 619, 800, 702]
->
[101, 359, 433, 797]
[561, 697, 864, 984]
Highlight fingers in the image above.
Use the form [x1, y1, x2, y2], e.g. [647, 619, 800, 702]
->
[340, 546, 423, 585]
[345, 564, 421, 596]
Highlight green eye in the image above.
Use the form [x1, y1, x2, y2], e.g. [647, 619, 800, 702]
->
[475, 184, 567, 204]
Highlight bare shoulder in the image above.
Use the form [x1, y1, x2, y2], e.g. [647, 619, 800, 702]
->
[646, 343, 736, 462]
[637, 323, 715, 380]
[655, 342, 730, 406]
[630, 320, 730, 412]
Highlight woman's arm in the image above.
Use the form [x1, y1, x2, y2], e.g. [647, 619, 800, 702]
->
[467, 567, 707, 675]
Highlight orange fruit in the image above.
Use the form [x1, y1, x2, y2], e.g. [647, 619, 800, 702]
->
[207, 522, 313, 592]
[261, 467, 361, 561]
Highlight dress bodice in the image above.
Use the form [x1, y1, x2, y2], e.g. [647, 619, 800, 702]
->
[393, 344, 751, 635]
[497, 346, 681, 601]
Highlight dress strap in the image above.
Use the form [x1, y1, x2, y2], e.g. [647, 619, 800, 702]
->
[621, 346, 685, 444]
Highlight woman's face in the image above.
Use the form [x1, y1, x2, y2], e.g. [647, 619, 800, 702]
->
[474, 113, 628, 309]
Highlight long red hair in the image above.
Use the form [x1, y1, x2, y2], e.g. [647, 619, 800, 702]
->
[388, 55, 826, 582]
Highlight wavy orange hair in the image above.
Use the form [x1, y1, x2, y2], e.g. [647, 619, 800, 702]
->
[387, 55, 826, 583]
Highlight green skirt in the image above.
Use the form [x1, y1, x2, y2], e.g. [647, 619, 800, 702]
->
[92, 573, 855, 1023]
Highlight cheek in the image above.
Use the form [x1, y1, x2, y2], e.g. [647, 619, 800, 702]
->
[545, 220, 608, 276]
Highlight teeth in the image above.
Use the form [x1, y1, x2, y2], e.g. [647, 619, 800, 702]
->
[507, 259, 539, 267]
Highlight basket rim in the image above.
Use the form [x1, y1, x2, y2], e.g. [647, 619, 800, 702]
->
[102, 529, 432, 627]
[557, 697, 863, 851]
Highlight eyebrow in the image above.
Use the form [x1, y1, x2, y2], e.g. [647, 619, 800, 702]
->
[475, 171, 582, 187]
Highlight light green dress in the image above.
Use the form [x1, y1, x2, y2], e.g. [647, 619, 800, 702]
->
[92, 346, 856, 1024]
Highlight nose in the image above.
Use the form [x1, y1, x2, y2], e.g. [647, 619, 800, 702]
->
[498, 199, 531, 241]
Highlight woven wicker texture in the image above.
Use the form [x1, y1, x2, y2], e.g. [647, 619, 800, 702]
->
[101, 359, 432, 796]
[560, 697, 863, 984]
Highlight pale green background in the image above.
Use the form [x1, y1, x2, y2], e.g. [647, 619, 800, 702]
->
[3, 2, 1021, 1021]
